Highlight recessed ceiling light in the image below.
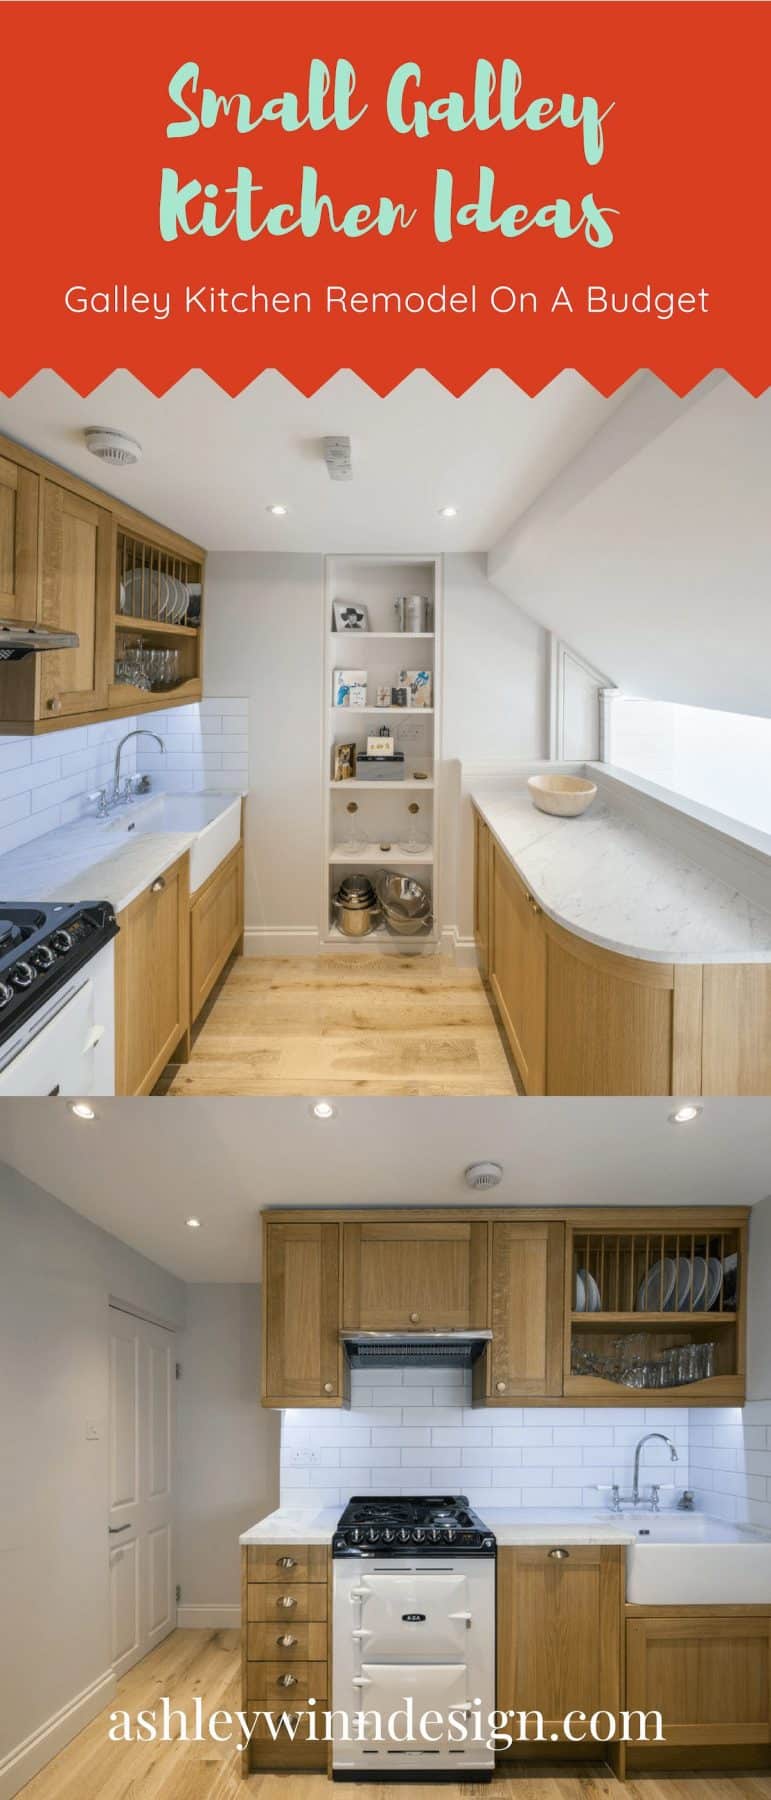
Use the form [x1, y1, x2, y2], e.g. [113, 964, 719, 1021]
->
[69, 1101, 96, 1120]
[669, 1104, 703, 1125]
[267, 504, 288, 516]
[311, 1101, 337, 1120]
[439, 505, 457, 518]
[186, 1217, 202, 1229]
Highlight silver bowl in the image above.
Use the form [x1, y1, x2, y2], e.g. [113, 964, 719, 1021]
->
[379, 873, 431, 918]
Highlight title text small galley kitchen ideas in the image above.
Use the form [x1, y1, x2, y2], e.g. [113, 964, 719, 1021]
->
[159, 56, 617, 244]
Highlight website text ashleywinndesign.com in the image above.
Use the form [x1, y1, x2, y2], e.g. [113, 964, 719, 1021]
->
[107, 1697, 665, 1752]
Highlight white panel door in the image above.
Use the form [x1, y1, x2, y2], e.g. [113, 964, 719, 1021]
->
[109, 1307, 175, 1676]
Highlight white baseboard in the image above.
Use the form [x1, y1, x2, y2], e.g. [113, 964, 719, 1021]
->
[0, 1668, 116, 1800]
[242, 926, 320, 956]
[176, 1604, 241, 1629]
[440, 925, 480, 969]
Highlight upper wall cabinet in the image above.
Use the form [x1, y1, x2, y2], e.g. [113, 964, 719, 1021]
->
[342, 1220, 488, 1331]
[263, 1220, 347, 1408]
[474, 1221, 564, 1402]
[0, 434, 205, 734]
[0, 452, 38, 620]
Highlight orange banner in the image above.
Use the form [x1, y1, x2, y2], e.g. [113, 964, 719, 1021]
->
[1, 2, 768, 394]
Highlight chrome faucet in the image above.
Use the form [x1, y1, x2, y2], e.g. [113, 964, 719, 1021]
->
[113, 729, 164, 803]
[632, 1432, 679, 1506]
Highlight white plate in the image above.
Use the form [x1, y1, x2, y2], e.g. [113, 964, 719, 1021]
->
[122, 566, 170, 621]
[575, 1271, 586, 1313]
[576, 1268, 602, 1313]
[637, 1257, 676, 1312]
[689, 1256, 708, 1311]
[672, 1256, 693, 1312]
[704, 1257, 724, 1311]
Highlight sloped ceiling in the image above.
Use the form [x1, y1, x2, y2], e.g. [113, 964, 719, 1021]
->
[488, 375, 771, 720]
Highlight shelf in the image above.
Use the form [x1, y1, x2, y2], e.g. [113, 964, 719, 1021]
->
[331, 705, 434, 716]
[330, 631, 434, 640]
[326, 921, 437, 947]
[571, 1311, 736, 1326]
[330, 844, 434, 865]
[115, 615, 199, 638]
[329, 778, 433, 791]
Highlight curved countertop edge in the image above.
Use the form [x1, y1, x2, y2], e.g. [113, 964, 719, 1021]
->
[470, 782, 771, 967]
[0, 790, 244, 918]
[238, 1507, 637, 1547]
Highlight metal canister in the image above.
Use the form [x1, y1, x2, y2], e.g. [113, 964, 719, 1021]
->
[406, 594, 432, 632]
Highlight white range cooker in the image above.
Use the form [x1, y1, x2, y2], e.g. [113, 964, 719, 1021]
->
[332, 1494, 496, 1781]
[0, 901, 118, 1095]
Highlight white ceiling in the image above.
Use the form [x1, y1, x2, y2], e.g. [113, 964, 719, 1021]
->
[1, 1098, 768, 1283]
[0, 370, 625, 554]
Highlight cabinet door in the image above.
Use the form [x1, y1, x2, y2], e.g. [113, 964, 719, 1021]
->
[0, 454, 38, 620]
[486, 1222, 564, 1400]
[190, 841, 244, 1021]
[115, 853, 190, 1095]
[263, 1221, 342, 1405]
[343, 1220, 488, 1330]
[38, 481, 114, 719]
[626, 1612, 771, 1744]
[473, 809, 492, 978]
[498, 1546, 623, 1739]
[545, 920, 677, 1096]
[701, 965, 771, 1096]
[490, 846, 546, 1094]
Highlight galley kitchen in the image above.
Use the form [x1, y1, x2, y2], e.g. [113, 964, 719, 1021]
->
[0, 369, 769, 1097]
[3, 1093, 771, 1796]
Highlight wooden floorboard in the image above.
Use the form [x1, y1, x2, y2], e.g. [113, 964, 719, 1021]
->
[160, 955, 518, 1097]
[17, 1631, 771, 1800]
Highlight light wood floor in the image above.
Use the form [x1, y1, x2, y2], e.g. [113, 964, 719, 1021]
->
[161, 954, 518, 1097]
[18, 1629, 771, 1800]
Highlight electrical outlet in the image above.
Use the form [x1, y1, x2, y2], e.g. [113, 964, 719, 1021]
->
[289, 1447, 322, 1467]
[395, 718, 428, 745]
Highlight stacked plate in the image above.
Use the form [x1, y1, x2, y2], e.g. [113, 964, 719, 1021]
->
[635, 1255, 724, 1312]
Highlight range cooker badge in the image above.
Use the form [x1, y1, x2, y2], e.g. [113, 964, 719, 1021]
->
[402, 1613, 426, 1623]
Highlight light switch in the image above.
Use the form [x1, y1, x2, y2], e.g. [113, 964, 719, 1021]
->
[85, 1421, 100, 1441]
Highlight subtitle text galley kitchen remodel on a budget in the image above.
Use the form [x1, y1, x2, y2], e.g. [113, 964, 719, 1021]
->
[0, 368, 769, 1098]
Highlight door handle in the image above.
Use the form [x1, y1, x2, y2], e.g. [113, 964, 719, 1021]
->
[151, 876, 166, 894]
[108, 1523, 132, 1534]
[277, 1595, 298, 1608]
[277, 1674, 297, 1688]
[276, 1634, 297, 1648]
[84, 1024, 105, 1052]
[277, 1556, 297, 1569]
[548, 1547, 570, 1559]
[449, 1611, 473, 1623]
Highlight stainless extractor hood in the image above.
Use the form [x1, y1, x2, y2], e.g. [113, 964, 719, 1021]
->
[341, 1329, 492, 1370]
[0, 619, 79, 659]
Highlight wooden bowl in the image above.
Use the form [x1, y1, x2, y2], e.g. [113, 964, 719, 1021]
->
[527, 774, 598, 817]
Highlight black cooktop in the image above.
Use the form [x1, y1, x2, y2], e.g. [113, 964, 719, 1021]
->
[0, 900, 119, 1049]
[333, 1494, 496, 1557]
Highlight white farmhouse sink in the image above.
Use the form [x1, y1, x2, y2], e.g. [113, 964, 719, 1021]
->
[625, 1513, 771, 1604]
[106, 792, 242, 892]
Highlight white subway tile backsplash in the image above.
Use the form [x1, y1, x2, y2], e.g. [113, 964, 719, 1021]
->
[689, 1399, 771, 1529]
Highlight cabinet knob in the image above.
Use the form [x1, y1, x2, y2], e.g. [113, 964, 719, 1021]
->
[495, 1380, 507, 1393]
[277, 1556, 297, 1569]
[151, 876, 166, 894]
[549, 1547, 570, 1560]
[277, 1595, 297, 1608]
[277, 1673, 297, 1687]
[47, 696, 62, 715]
[277, 1634, 297, 1648]
[409, 1312, 420, 1324]
[323, 1381, 334, 1394]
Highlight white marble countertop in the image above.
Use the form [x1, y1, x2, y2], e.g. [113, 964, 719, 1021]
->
[239, 1507, 637, 1547]
[0, 791, 241, 916]
[470, 776, 771, 964]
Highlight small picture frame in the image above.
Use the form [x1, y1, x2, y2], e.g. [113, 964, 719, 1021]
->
[333, 669, 368, 707]
[400, 669, 432, 708]
[367, 735, 394, 757]
[333, 741, 357, 781]
[334, 602, 369, 633]
[375, 684, 392, 707]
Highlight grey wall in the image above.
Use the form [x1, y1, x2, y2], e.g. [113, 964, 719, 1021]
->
[176, 1285, 279, 1613]
[0, 1164, 185, 1766]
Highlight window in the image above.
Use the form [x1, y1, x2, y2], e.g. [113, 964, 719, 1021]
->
[606, 696, 771, 836]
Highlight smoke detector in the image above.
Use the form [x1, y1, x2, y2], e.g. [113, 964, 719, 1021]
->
[464, 1161, 503, 1191]
[322, 436, 352, 481]
[84, 428, 142, 467]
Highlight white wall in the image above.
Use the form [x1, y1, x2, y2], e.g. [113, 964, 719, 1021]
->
[175, 1285, 279, 1624]
[489, 375, 771, 720]
[0, 1163, 185, 1794]
[281, 1369, 689, 1513]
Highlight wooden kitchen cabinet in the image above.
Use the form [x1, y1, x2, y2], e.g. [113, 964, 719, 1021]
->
[489, 842, 546, 1094]
[497, 1545, 624, 1741]
[37, 482, 115, 721]
[342, 1219, 488, 1331]
[114, 851, 191, 1095]
[190, 839, 244, 1022]
[474, 809, 493, 978]
[263, 1220, 345, 1407]
[626, 1608, 771, 1746]
[242, 1543, 329, 1773]
[701, 964, 771, 1095]
[474, 1221, 564, 1402]
[0, 451, 38, 620]
[545, 921, 697, 1097]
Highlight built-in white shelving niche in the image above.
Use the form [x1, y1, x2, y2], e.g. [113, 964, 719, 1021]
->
[322, 555, 442, 952]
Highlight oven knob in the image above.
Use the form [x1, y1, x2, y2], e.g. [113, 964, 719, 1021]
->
[427, 1527, 441, 1543]
[412, 1528, 425, 1544]
[443, 1527, 456, 1543]
[32, 944, 56, 972]
[0, 981, 13, 1008]
[365, 1527, 380, 1545]
[50, 929, 74, 955]
[349, 1528, 363, 1545]
[398, 1528, 411, 1544]
[482, 1537, 495, 1551]
[381, 1528, 395, 1544]
[11, 960, 35, 988]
